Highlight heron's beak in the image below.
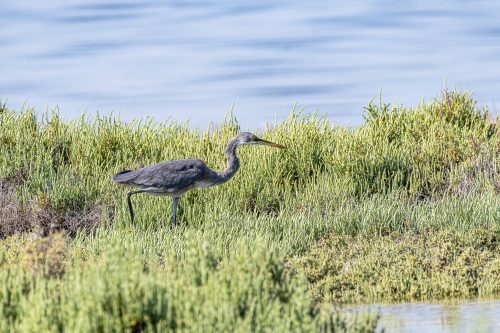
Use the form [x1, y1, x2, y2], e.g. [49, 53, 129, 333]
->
[255, 138, 286, 149]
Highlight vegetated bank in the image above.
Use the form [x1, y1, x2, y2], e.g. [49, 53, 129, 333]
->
[0, 91, 498, 332]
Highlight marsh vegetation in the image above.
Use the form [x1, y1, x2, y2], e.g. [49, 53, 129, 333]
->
[0, 91, 498, 332]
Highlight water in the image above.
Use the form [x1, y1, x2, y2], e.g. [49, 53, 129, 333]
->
[345, 300, 500, 333]
[1, 0, 500, 128]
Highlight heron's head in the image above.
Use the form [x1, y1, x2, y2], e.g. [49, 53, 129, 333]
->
[236, 132, 286, 149]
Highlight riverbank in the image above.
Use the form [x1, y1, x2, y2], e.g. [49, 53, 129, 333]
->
[0, 91, 498, 332]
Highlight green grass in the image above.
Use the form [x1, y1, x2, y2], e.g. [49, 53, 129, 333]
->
[293, 196, 500, 304]
[0, 91, 498, 332]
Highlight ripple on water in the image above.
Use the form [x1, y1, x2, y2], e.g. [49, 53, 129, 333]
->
[342, 300, 500, 333]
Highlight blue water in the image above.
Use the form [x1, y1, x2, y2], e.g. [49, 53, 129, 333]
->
[1, 0, 500, 128]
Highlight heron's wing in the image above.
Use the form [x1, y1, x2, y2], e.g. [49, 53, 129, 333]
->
[114, 159, 207, 191]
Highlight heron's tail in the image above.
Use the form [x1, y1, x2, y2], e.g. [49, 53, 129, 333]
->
[112, 169, 133, 183]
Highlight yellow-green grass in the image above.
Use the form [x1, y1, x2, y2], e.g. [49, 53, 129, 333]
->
[0, 91, 498, 332]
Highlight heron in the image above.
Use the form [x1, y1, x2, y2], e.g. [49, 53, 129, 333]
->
[112, 132, 285, 227]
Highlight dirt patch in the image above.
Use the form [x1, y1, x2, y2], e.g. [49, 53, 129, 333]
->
[0, 182, 104, 238]
[0, 182, 32, 237]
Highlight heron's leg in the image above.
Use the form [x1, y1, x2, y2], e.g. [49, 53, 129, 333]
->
[172, 197, 180, 228]
[127, 190, 148, 225]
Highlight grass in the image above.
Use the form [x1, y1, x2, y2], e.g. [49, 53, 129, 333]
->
[293, 200, 500, 304]
[0, 90, 498, 332]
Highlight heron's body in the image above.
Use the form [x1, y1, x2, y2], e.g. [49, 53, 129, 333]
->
[113, 132, 285, 227]
[113, 159, 216, 196]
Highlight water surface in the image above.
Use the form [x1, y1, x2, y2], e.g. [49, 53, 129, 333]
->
[345, 300, 500, 333]
[1, 0, 500, 128]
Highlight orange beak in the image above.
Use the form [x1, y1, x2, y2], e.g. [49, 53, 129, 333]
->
[255, 138, 286, 149]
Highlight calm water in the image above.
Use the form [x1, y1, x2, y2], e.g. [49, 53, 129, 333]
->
[345, 300, 500, 333]
[1, 0, 500, 128]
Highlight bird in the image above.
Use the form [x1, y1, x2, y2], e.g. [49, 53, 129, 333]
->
[112, 132, 286, 227]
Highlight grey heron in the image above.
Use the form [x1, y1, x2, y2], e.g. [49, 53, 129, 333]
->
[112, 132, 285, 227]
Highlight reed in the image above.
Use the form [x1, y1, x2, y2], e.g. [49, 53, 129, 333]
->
[0, 90, 498, 332]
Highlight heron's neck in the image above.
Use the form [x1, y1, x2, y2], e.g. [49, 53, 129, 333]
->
[215, 138, 240, 184]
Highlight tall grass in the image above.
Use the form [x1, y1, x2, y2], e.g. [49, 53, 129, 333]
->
[0, 91, 498, 332]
